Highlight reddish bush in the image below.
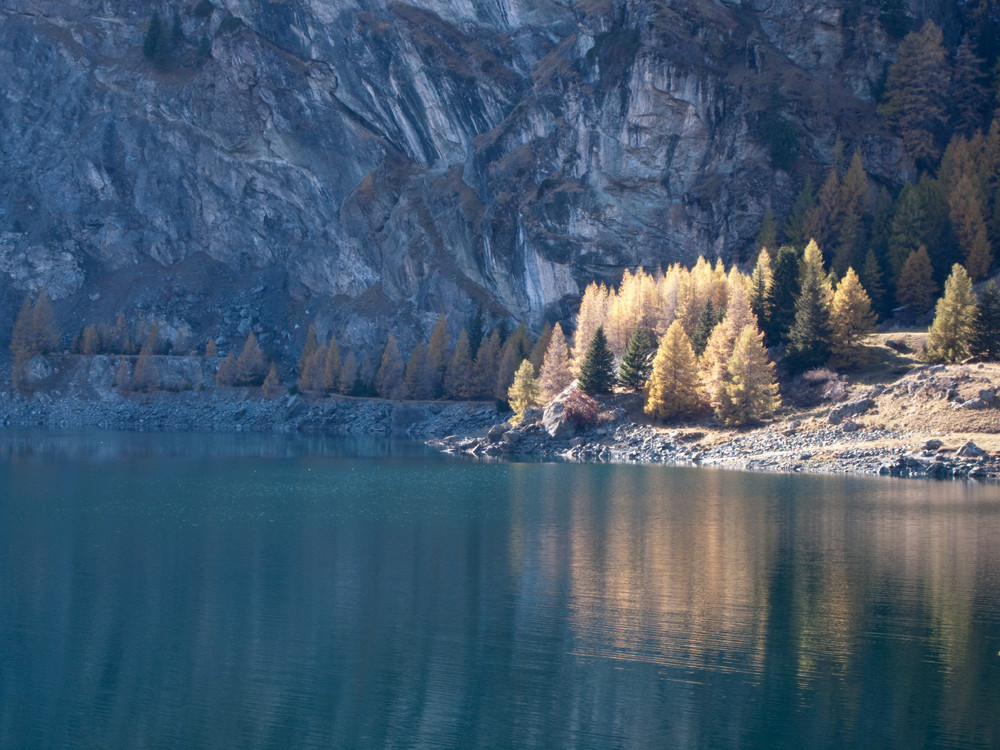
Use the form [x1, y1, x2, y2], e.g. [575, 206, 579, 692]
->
[564, 390, 599, 428]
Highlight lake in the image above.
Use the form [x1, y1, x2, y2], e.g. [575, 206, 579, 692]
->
[1, 431, 998, 749]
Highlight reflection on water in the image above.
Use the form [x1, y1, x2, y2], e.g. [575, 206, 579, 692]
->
[1, 431, 999, 749]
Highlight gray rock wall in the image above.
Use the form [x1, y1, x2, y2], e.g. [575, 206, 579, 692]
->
[0, 0, 932, 362]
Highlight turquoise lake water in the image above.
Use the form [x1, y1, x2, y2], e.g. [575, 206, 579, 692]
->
[1, 431, 998, 749]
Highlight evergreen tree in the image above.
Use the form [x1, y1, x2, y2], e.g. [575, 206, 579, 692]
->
[444, 328, 474, 399]
[925, 264, 979, 362]
[859, 249, 887, 320]
[785, 239, 833, 372]
[764, 245, 800, 344]
[972, 280, 1000, 360]
[470, 330, 501, 399]
[507, 360, 541, 420]
[749, 247, 773, 338]
[539, 322, 574, 400]
[618, 326, 655, 390]
[803, 165, 841, 252]
[142, 11, 172, 68]
[830, 268, 877, 367]
[717, 326, 781, 426]
[374, 333, 405, 399]
[262, 364, 282, 399]
[235, 332, 268, 386]
[644, 321, 703, 421]
[576, 326, 616, 394]
[880, 0, 911, 40]
[215, 351, 237, 386]
[896, 246, 938, 314]
[949, 173, 992, 280]
[878, 21, 950, 168]
[322, 334, 340, 392]
[951, 36, 989, 135]
[783, 178, 816, 246]
[690, 299, 720, 357]
[467, 305, 485, 361]
[869, 187, 894, 272]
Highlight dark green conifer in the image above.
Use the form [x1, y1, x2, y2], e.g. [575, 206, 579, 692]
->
[577, 326, 616, 394]
[690, 299, 720, 357]
[764, 246, 800, 344]
[618, 326, 654, 390]
[972, 280, 1000, 360]
[785, 241, 833, 372]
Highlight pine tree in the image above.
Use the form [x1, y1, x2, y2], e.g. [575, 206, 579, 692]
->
[262, 363, 282, 399]
[878, 21, 950, 168]
[444, 328, 474, 399]
[925, 264, 978, 362]
[577, 327, 616, 394]
[507, 360, 541, 420]
[783, 178, 816, 247]
[972, 280, 1000, 360]
[142, 11, 171, 68]
[949, 173, 992, 280]
[785, 239, 833, 372]
[859, 249, 887, 320]
[467, 305, 485, 362]
[690, 299, 720, 357]
[764, 245, 800, 344]
[644, 321, 703, 421]
[951, 36, 989, 135]
[235, 332, 268, 386]
[132, 340, 160, 392]
[539, 322, 574, 400]
[896, 246, 938, 314]
[717, 326, 781, 426]
[880, 0, 911, 40]
[803, 165, 841, 253]
[749, 247, 773, 338]
[618, 325, 655, 390]
[298, 325, 318, 382]
[322, 334, 340, 393]
[830, 268, 877, 367]
[470, 330, 501, 399]
[215, 351, 237, 386]
[375, 333, 405, 399]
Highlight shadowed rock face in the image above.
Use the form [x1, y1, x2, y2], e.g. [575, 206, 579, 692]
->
[0, 0, 929, 360]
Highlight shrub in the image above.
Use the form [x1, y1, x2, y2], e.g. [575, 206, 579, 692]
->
[564, 391, 598, 428]
[194, 1, 214, 19]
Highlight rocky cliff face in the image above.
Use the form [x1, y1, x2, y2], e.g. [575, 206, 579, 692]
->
[0, 0, 939, 360]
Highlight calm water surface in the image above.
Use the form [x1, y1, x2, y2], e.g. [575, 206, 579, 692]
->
[1, 430, 999, 749]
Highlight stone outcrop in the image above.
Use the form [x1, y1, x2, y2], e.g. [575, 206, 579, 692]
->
[0, 1, 945, 361]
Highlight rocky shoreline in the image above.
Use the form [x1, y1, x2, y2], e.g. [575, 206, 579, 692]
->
[3, 354, 1000, 481]
[430, 386, 1000, 481]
